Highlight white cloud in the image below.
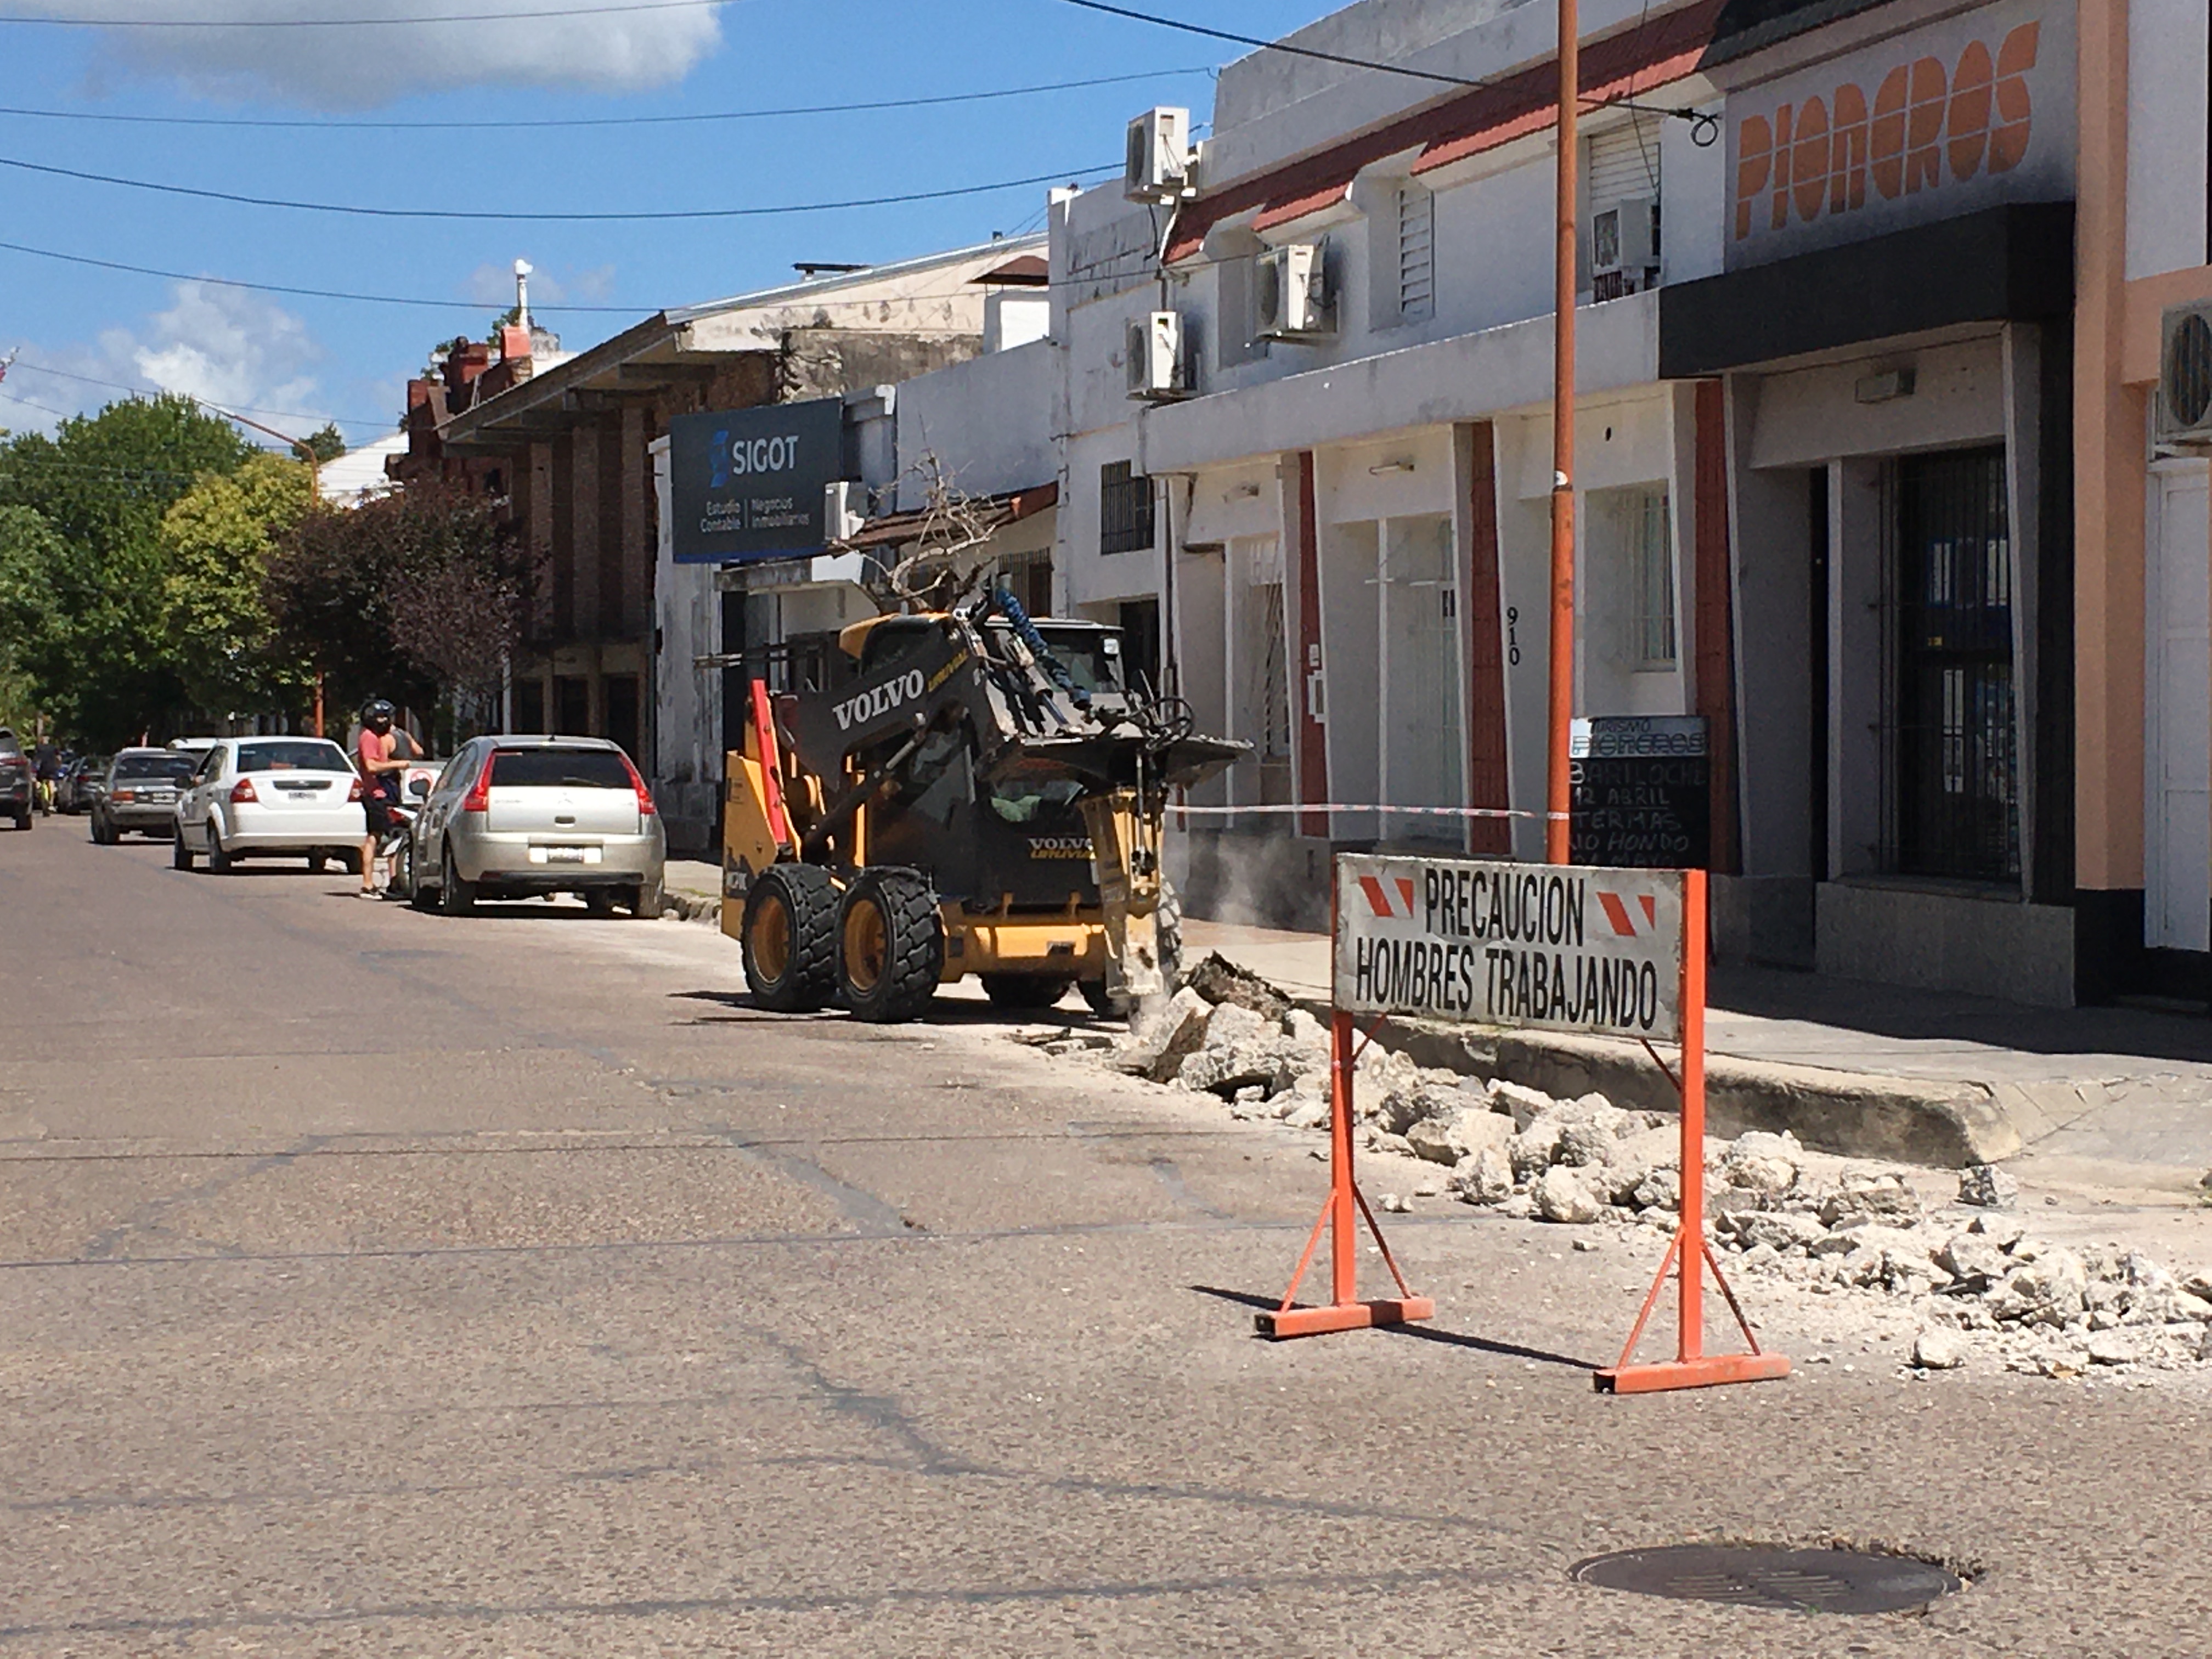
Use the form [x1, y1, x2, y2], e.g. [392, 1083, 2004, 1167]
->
[125, 281, 328, 422]
[4, 0, 726, 110]
[1, 282, 345, 443]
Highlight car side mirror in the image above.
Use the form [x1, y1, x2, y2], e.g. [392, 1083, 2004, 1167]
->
[409, 777, 431, 799]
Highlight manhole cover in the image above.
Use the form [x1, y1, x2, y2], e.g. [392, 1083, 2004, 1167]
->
[1571, 1544, 1960, 1615]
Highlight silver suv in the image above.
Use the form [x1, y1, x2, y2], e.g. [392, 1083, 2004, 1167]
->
[406, 736, 665, 917]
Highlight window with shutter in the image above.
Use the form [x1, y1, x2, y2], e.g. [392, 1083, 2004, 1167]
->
[1587, 116, 1660, 206]
[1396, 183, 1435, 321]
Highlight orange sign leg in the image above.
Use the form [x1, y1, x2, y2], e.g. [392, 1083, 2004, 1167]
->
[1596, 869, 1790, 1393]
[1256, 1009, 1436, 1339]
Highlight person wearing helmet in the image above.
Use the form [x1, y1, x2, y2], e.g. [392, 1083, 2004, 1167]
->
[354, 699, 414, 898]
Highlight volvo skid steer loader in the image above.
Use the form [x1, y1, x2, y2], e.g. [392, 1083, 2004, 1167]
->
[721, 590, 1244, 1022]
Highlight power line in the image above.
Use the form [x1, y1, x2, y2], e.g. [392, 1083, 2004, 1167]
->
[0, 234, 1070, 318]
[4, 357, 390, 431]
[1048, 0, 1707, 125]
[0, 151, 1111, 222]
[0, 0, 728, 28]
[0, 67, 1211, 132]
[1049, 0, 1485, 88]
[0, 236, 642, 312]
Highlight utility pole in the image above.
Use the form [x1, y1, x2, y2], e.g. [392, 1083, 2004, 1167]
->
[1545, 0, 1580, 865]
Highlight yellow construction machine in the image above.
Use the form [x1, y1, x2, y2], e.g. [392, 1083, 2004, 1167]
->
[722, 590, 1244, 1022]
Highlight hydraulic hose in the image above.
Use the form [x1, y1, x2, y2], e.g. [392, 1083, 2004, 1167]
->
[989, 587, 1090, 711]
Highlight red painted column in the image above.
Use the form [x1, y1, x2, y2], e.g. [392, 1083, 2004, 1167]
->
[1465, 422, 1513, 855]
[1295, 451, 1330, 840]
[1692, 380, 1741, 874]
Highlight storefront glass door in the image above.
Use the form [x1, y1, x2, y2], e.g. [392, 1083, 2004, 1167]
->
[1892, 447, 2018, 882]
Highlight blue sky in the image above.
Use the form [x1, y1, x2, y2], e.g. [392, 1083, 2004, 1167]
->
[0, 0, 1321, 449]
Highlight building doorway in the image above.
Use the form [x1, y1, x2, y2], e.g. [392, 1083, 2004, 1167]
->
[2148, 461, 2211, 951]
[1890, 447, 2017, 882]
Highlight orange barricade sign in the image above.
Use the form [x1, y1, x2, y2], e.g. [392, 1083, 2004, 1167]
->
[1261, 855, 1787, 1395]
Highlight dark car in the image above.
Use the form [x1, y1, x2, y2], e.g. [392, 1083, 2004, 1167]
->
[0, 729, 31, 831]
[89, 749, 196, 843]
[57, 754, 108, 815]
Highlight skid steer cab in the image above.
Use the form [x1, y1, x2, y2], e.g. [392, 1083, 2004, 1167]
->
[721, 592, 1245, 1023]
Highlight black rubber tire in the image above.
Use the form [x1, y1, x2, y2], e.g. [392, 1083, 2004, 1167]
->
[172, 834, 194, 871]
[307, 853, 327, 874]
[981, 974, 1075, 1011]
[836, 867, 943, 1024]
[1079, 980, 1127, 1018]
[12, 811, 28, 832]
[741, 863, 839, 1012]
[628, 877, 664, 920]
[89, 811, 112, 845]
[206, 828, 233, 873]
[438, 845, 475, 915]
[583, 888, 619, 918]
[342, 848, 364, 877]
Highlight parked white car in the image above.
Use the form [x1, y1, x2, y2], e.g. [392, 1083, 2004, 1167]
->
[172, 736, 365, 874]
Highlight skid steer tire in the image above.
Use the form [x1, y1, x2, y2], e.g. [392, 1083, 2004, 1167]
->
[981, 974, 1075, 1011]
[742, 863, 839, 1012]
[837, 867, 943, 1023]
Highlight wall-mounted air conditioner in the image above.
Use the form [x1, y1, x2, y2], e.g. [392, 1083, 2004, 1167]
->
[2160, 304, 2212, 449]
[1126, 311, 1192, 402]
[1592, 194, 1659, 302]
[1255, 243, 1334, 340]
[823, 479, 866, 542]
[1125, 107, 1194, 204]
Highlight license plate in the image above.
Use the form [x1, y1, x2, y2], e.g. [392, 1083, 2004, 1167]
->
[285, 791, 313, 800]
[544, 847, 586, 864]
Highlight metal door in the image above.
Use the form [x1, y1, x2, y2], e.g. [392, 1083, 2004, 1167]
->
[2149, 464, 2211, 951]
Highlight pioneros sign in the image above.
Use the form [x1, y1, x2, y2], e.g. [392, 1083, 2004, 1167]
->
[1333, 854, 1685, 1042]
[669, 397, 845, 563]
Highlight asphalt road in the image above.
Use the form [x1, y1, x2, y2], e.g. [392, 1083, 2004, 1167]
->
[3, 820, 2208, 1657]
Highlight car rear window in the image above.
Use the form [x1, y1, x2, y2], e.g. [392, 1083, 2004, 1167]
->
[114, 754, 195, 781]
[239, 741, 352, 774]
[490, 749, 633, 789]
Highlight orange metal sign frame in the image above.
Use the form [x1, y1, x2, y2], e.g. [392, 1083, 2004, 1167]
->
[1257, 882, 1434, 1339]
[1595, 868, 1791, 1393]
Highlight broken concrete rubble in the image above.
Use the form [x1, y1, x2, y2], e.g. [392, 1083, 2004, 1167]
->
[1059, 955, 2212, 1383]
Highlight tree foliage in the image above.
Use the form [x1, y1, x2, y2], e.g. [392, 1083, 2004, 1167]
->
[267, 483, 535, 721]
[301, 424, 347, 464]
[159, 453, 316, 717]
[0, 396, 255, 747]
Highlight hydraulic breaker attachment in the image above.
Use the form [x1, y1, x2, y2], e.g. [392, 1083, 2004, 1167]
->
[1079, 787, 1169, 1001]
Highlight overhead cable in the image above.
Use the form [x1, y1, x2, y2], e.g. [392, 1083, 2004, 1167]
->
[0, 68, 1210, 132]
[1048, 0, 1711, 126]
[0, 152, 1112, 222]
[0, 0, 728, 27]
[2, 359, 391, 432]
[0, 234, 1074, 320]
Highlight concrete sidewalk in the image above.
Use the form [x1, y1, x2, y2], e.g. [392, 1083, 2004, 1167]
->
[1183, 918, 2212, 1194]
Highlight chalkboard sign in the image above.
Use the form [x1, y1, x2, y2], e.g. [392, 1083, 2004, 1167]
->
[1569, 715, 1709, 869]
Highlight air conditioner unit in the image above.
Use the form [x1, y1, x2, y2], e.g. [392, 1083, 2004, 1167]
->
[1255, 244, 1334, 340]
[823, 479, 866, 542]
[1126, 311, 1192, 401]
[1125, 106, 1193, 203]
[2160, 304, 2212, 448]
[1592, 194, 1659, 302]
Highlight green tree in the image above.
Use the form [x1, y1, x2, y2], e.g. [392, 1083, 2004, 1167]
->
[301, 424, 347, 465]
[0, 396, 253, 747]
[160, 453, 316, 717]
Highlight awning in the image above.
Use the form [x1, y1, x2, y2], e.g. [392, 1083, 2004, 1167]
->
[842, 481, 1059, 550]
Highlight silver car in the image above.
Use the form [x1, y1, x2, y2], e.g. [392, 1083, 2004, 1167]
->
[90, 749, 196, 842]
[407, 736, 665, 917]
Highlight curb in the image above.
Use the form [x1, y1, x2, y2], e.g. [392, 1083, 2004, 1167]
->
[664, 890, 721, 925]
[1298, 998, 2019, 1169]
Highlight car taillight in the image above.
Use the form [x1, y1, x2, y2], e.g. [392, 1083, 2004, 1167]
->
[112, 788, 135, 802]
[229, 778, 258, 804]
[347, 776, 363, 803]
[619, 752, 656, 816]
[461, 750, 499, 812]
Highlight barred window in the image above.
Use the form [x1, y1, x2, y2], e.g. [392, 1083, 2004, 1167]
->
[1100, 460, 1155, 555]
